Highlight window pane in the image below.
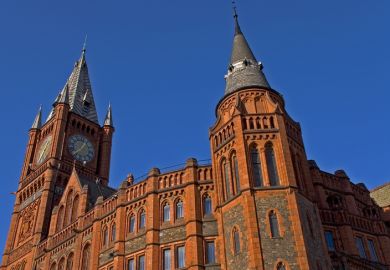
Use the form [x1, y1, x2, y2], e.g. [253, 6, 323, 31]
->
[234, 231, 240, 253]
[325, 231, 335, 251]
[265, 144, 279, 186]
[129, 216, 135, 233]
[139, 212, 146, 229]
[206, 242, 215, 264]
[177, 246, 185, 268]
[204, 197, 212, 216]
[176, 201, 183, 219]
[269, 212, 280, 238]
[138, 255, 145, 270]
[251, 149, 263, 187]
[111, 224, 116, 242]
[368, 240, 378, 262]
[233, 155, 240, 192]
[163, 249, 171, 270]
[163, 204, 170, 222]
[224, 161, 231, 199]
[355, 237, 366, 258]
[128, 259, 134, 270]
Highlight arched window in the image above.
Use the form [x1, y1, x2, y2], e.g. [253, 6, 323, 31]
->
[265, 143, 280, 186]
[81, 243, 91, 270]
[203, 195, 212, 216]
[111, 223, 116, 242]
[50, 262, 56, 270]
[276, 262, 286, 270]
[251, 147, 263, 187]
[56, 205, 64, 232]
[66, 253, 73, 270]
[64, 190, 73, 227]
[139, 209, 146, 229]
[102, 226, 108, 246]
[176, 200, 184, 219]
[269, 211, 280, 238]
[129, 214, 135, 233]
[232, 227, 240, 254]
[163, 203, 170, 222]
[70, 195, 79, 223]
[222, 159, 232, 199]
[58, 258, 65, 270]
[231, 153, 240, 194]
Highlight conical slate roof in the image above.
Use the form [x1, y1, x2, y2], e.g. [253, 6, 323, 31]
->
[31, 106, 42, 129]
[103, 103, 113, 127]
[47, 49, 99, 124]
[225, 13, 271, 95]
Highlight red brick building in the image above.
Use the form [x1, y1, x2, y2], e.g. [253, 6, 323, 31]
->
[1, 12, 390, 270]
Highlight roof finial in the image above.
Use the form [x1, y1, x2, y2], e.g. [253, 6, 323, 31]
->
[83, 34, 88, 53]
[232, 0, 238, 19]
[232, 1, 242, 35]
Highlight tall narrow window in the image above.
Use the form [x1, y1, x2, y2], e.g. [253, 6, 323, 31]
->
[163, 249, 171, 270]
[127, 259, 134, 270]
[367, 239, 378, 262]
[64, 190, 73, 227]
[163, 203, 170, 222]
[232, 154, 240, 193]
[222, 159, 232, 199]
[177, 246, 185, 268]
[139, 210, 146, 229]
[56, 205, 64, 232]
[276, 262, 286, 270]
[176, 200, 184, 219]
[138, 255, 145, 270]
[269, 211, 280, 238]
[251, 147, 263, 187]
[81, 244, 91, 270]
[129, 215, 135, 233]
[206, 241, 216, 264]
[233, 228, 240, 254]
[324, 231, 335, 251]
[70, 195, 79, 223]
[265, 143, 280, 186]
[58, 258, 65, 270]
[355, 237, 367, 258]
[204, 196, 212, 216]
[50, 263, 56, 270]
[66, 253, 73, 270]
[103, 226, 108, 246]
[111, 223, 116, 242]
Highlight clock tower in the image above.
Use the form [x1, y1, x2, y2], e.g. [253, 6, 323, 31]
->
[1, 47, 114, 269]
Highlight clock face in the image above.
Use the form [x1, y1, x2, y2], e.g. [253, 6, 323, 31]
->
[36, 135, 52, 165]
[68, 135, 94, 162]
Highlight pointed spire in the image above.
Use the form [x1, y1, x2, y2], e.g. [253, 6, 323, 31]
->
[31, 106, 42, 129]
[225, 8, 271, 95]
[58, 85, 70, 104]
[104, 103, 114, 127]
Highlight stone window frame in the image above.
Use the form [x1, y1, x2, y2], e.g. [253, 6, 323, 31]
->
[274, 260, 290, 270]
[138, 208, 146, 230]
[50, 261, 57, 270]
[58, 256, 66, 270]
[366, 238, 379, 262]
[110, 221, 116, 243]
[265, 208, 285, 238]
[204, 238, 217, 265]
[264, 141, 280, 186]
[174, 197, 184, 221]
[81, 241, 92, 270]
[248, 143, 264, 188]
[174, 243, 186, 269]
[231, 226, 241, 255]
[65, 252, 74, 270]
[161, 246, 172, 270]
[126, 256, 135, 270]
[323, 228, 337, 251]
[102, 225, 109, 247]
[354, 234, 368, 259]
[220, 157, 233, 201]
[229, 150, 240, 195]
[137, 253, 146, 270]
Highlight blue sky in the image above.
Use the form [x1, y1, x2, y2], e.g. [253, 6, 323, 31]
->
[0, 0, 389, 253]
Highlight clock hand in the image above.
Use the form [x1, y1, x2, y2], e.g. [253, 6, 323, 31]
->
[72, 142, 87, 156]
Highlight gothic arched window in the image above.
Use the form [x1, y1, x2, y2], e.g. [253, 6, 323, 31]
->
[203, 195, 212, 216]
[176, 200, 184, 219]
[128, 214, 135, 233]
[139, 209, 146, 229]
[81, 243, 91, 270]
[232, 227, 241, 254]
[231, 153, 240, 194]
[58, 258, 65, 270]
[66, 253, 73, 270]
[163, 203, 170, 222]
[64, 190, 73, 227]
[102, 226, 108, 246]
[276, 262, 286, 270]
[251, 147, 263, 187]
[56, 205, 64, 232]
[50, 262, 56, 270]
[111, 223, 116, 242]
[265, 142, 280, 186]
[70, 195, 79, 223]
[269, 211, 280, 238]
[221, 158, 232, 200]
